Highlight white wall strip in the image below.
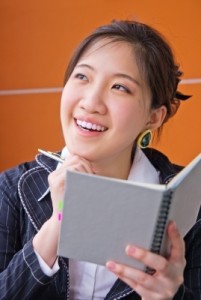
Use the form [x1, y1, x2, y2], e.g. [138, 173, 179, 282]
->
[0, 87, 63, 96]
[0, 78, 201, 96]
[180, 78, 201, 85]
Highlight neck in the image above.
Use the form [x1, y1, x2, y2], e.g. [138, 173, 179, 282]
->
[91, 154, 133, 180]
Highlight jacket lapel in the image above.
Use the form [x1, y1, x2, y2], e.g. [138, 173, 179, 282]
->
[105, 279, 135, 299]
[18, 154, 58, 231]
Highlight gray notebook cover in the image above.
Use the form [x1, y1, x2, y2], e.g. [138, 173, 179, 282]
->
[57, 155, 201, 270]
[57, 172, 166, 270]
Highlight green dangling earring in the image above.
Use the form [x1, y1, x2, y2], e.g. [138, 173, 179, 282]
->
[137, 129, 152, 149]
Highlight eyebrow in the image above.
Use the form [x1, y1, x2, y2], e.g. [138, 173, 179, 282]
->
[115, 73, 140, 86]
[75, 63, 140, 86]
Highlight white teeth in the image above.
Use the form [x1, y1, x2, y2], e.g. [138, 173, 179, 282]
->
[76, 119, 106, 132]
[86, 122, 92, 129]
[77, 120, 82, 126]
[82, 121, 87, 127]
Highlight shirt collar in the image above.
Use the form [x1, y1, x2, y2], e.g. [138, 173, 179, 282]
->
[128, 146, 159, 184]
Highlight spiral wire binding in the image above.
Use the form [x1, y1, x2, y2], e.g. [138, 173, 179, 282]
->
[146, 190, 173, 274]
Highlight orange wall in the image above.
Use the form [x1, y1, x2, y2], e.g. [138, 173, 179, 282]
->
[1, 0, 201, 171]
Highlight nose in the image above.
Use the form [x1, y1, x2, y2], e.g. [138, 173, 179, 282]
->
[79, 84, 107, 115]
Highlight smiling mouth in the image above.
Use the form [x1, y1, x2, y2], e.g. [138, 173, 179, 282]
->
[76, 119, 107, 132]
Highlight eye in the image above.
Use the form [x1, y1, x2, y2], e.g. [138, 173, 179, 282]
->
[112, 84, 131, 94]
[75, 73, 88, 81]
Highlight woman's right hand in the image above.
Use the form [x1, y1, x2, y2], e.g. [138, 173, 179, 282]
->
[33, 154, 94, 267]
[48, 154, 94, 219]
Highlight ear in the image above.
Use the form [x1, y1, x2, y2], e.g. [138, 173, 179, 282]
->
[147, 105, 167, 130]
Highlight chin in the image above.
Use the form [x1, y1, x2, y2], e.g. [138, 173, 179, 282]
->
[67, 144, 94, 160]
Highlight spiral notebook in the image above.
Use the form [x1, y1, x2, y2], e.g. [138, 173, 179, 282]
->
[57, 153, 201, 270]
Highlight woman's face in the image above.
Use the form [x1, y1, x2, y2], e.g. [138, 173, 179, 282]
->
[60, 39, 163, 167]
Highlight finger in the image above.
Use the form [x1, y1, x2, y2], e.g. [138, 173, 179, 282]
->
[116, 275, 160, 300]
[167, 221, 185, 263]
[106, 261, 156, 288]
[106, 261, 161, 293]
[63, 155, 94, 173]
[106, 261, 179, 299]
[48, 155, 94, 203]
[48, 170, 65, 192]
[125, 245, 168, 272]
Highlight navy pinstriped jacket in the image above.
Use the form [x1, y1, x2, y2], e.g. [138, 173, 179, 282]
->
[0, 148, 200, 299]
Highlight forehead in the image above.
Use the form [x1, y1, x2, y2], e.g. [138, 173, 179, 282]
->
[76, 38, 142, 78]
[78, 38, 135, 62]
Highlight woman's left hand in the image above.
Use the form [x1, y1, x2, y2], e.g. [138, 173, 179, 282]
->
[106, 221, 186, 300]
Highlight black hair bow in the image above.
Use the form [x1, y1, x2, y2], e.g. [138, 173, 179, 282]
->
[175, 91, 192, 100]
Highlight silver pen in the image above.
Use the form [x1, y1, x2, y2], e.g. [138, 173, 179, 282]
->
[38, 149, 65, 163]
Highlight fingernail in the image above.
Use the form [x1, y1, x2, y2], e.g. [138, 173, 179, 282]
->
[170, 221, 178, 231]
[126, 245, 136, 255]
[172, 221, 178, 229]
[58, 200, 63, 211]
[58, 212, 62, 221]
[58, 200, 63, 221]
[106, 261, 116, 271]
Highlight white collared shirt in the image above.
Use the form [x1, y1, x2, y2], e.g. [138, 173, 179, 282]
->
[35, 146, 159, 299]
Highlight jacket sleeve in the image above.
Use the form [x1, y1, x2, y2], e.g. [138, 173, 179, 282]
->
[173, 218, 201, 300]
[0, 166, 64, 300]
[173, 284, 194, 299]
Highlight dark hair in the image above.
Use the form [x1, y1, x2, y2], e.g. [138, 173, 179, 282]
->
[64, 20, 190, 124]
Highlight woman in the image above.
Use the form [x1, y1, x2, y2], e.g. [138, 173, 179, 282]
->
[0, 20, 200, 299]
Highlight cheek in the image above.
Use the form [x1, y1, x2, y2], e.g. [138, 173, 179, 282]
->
[114, 103, 146, 134]
[60, 86, 76, 116]
[112, 102, 139, 123]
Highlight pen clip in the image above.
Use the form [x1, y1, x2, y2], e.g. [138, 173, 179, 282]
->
[47, 151, 64, 159]
[38, 149, 65, 163]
